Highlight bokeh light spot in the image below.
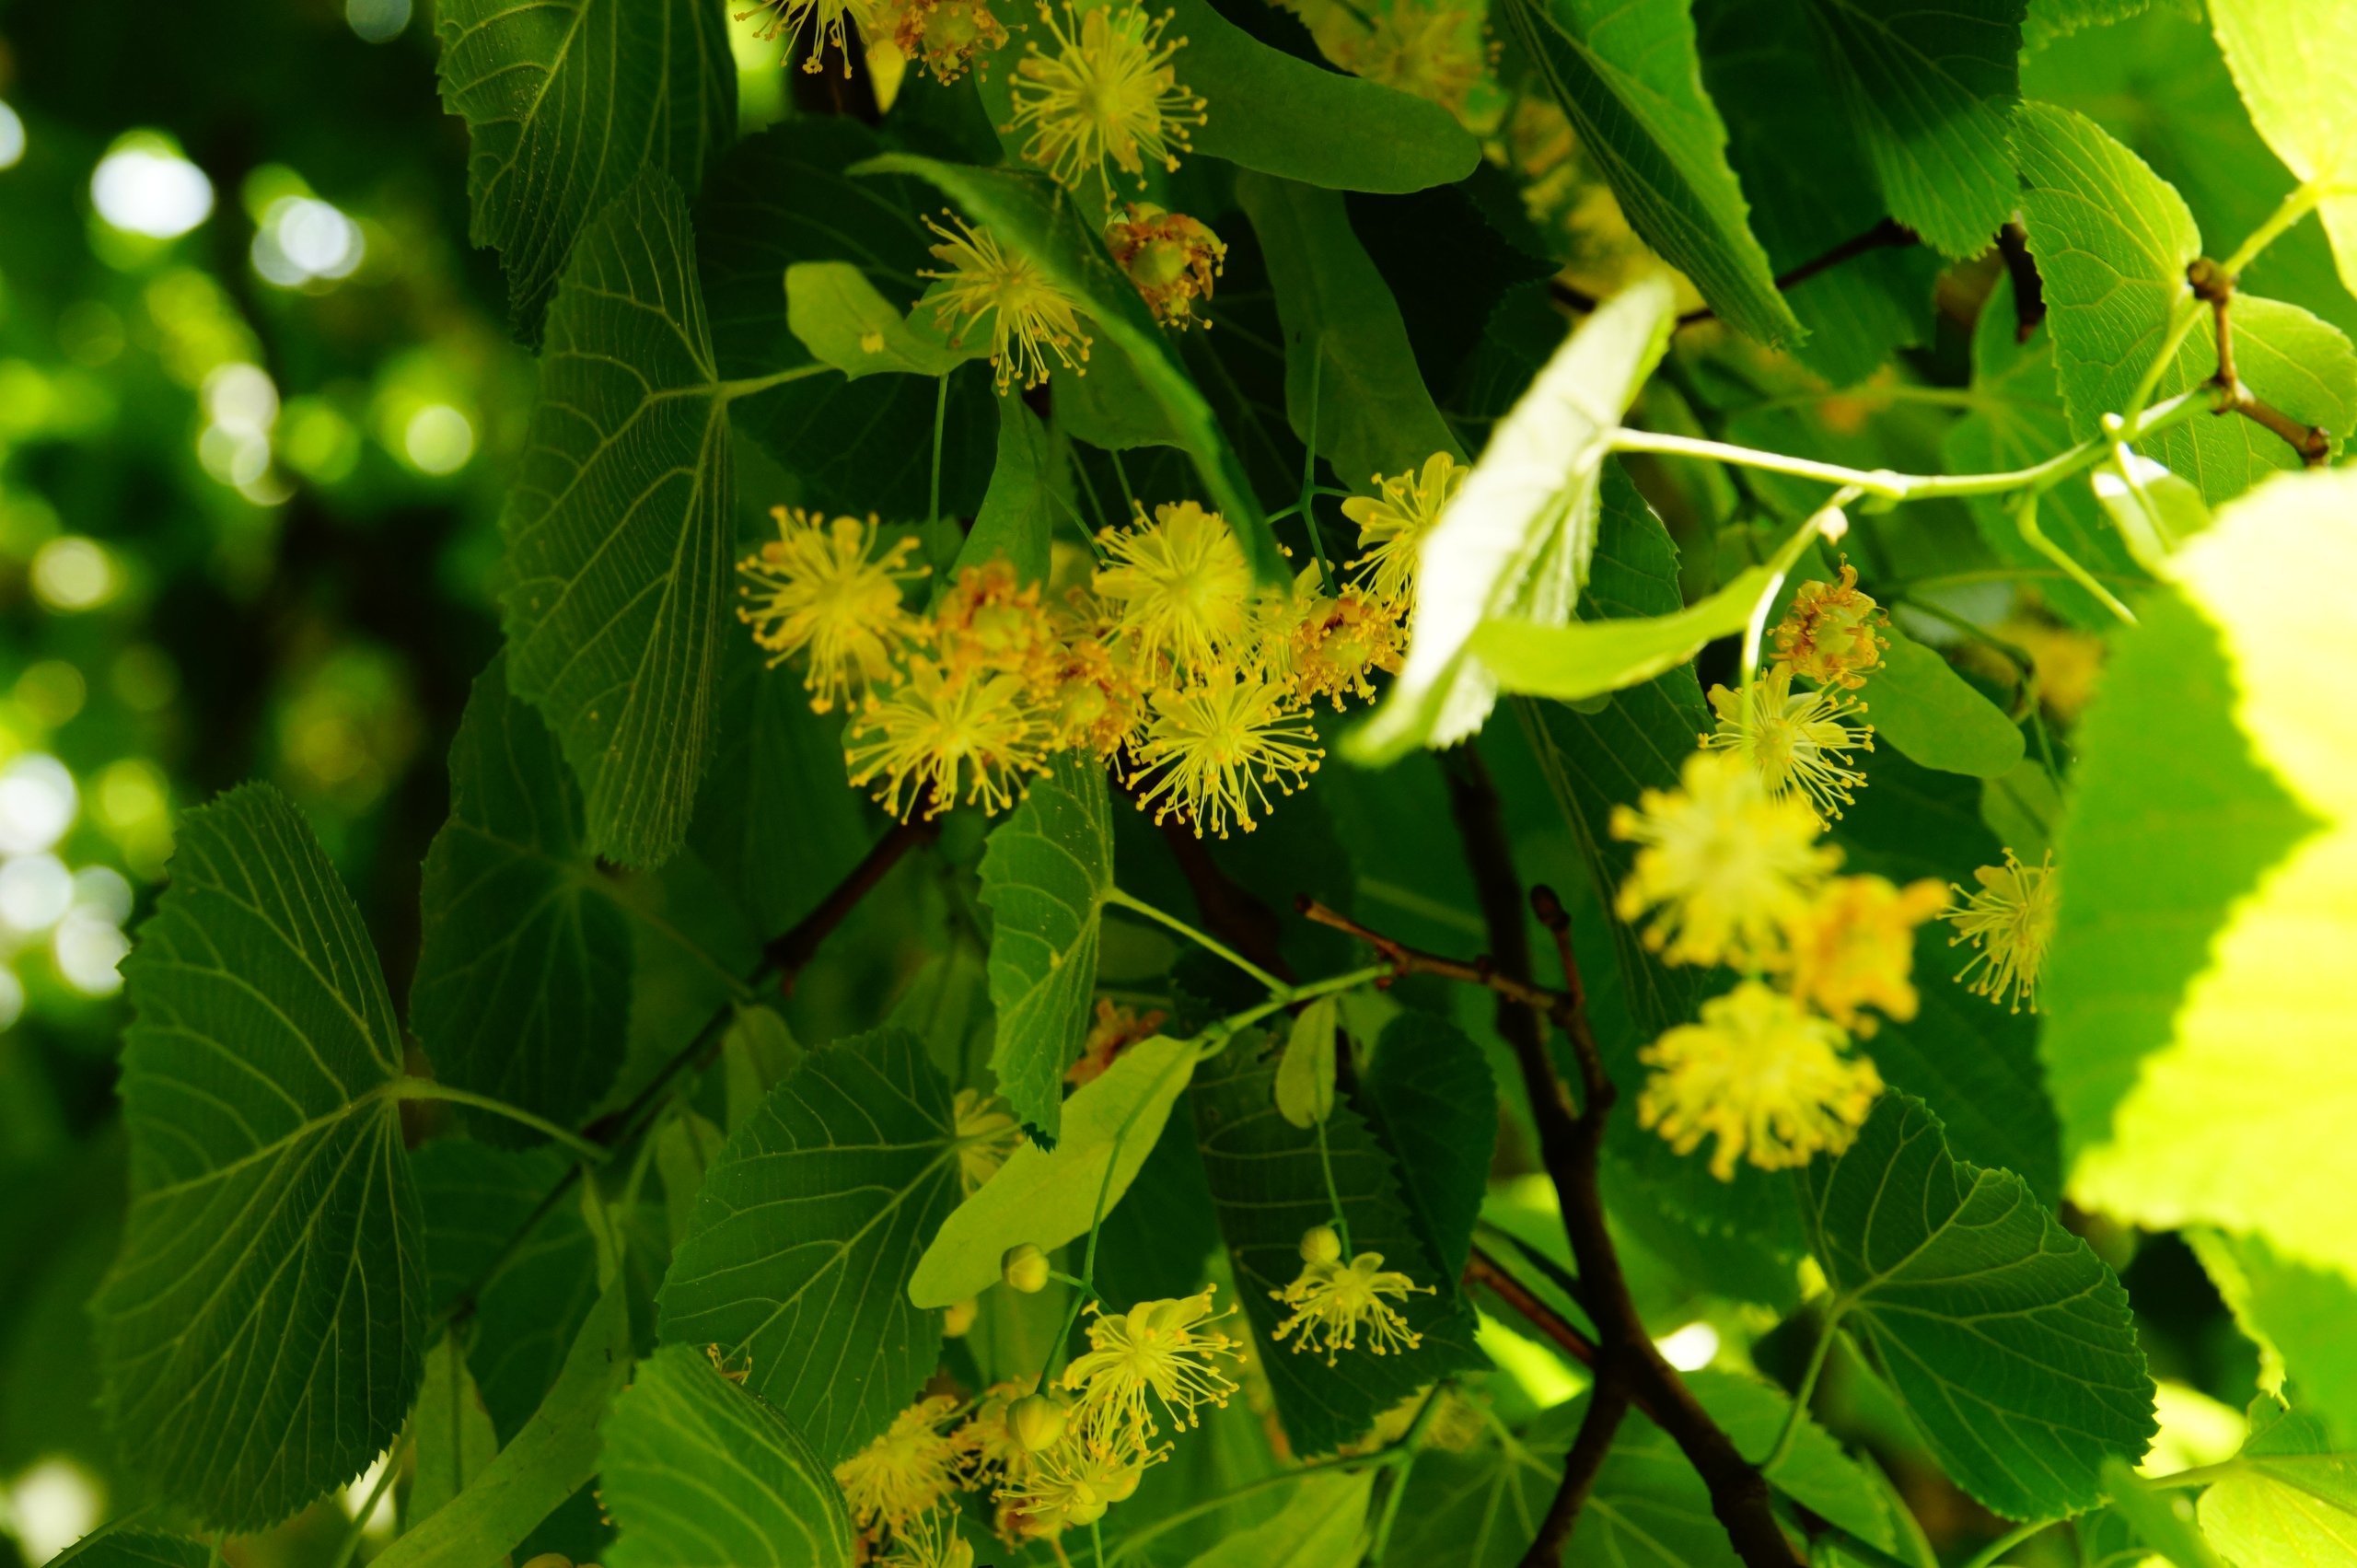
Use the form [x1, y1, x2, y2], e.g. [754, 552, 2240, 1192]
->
[0, 102, 23, 173]
[91, 138, 215, 239]
[346, 0, 414, 42]
[30, 537, 120, 611]
[403, 404, 475, 475]
[0, 756, 78, 854]
[0, 854, 75, 933]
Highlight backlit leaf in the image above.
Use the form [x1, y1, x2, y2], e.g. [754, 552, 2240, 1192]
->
[2209, 0, 2357, 308]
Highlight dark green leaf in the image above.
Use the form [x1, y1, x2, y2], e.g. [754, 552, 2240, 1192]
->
[1359, 1011, 1495, 1292]
[1864, 632, 2026, 778]
[435, 0, 733, 337]
[977, 754, 1114, 1138]
[413, 654, 633, 1141]
[957, 396, 1055, 585]
[1170, 0, 1480, 192]
[1237, 173, 1462, 488]
[501, 170, 746, 866]
[1190, 1040, 1487, 1456]
[1803, 1093, 2156, 1520]
[1495, 0, 1803, 345]
[602, 1342, 857, 1568]
[1176, 1469, 1372, 1568]
[659, 1027, 959, 1461]
[409, 1334, 499, 1527]
[51, 1529, 210, 1568]
[94, 784, 422, 1531]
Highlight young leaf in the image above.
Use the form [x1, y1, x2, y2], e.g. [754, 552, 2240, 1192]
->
[1469, 563, 1774, 704]
[1862, 632, 2026, 779]
[2208, 0, 2357, 306]
[1272, 994, 1340, 1129]
[659, 1027, 960, 1462]
[1802, 1093, 2156, 1520]
[412, 654, 633, 1142]
[501, 169, 742, 867]
[1175, 1469, 1373, 1568]
[409, 1335, 499, 1527]
[2012, 103, 2357, 505]
[1802, 0, 2025, 259]
[2089, 452, 2214, 572]
[784, 261, 971, 379]
[435, 0, 733, 338]
[1237, 174, 1463, 491]
[601, 1343, 857, 1568]
[2197, 1395, 2357, 1565]
[855, 154, 1289, 586]
[1167, 0, 1480, 193]
[372, 1275, 633, 1568]
[93, 784, 423, 1531]
[956, 396, 1055, 586]
[978, 754, 1115, 1138]
[1350, 273, 1677, 764]
[1358, 1011, 1496, 1290]
[2047, 469, 2357, 1283]
[1190, 1040, 1487, 1456]
[911, 1031, 1202, 1307]
[1494, 0, 1802, 346]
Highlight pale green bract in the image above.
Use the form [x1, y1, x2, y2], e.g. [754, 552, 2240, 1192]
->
[94, 784, 423, 1532]
[785, 260, 971, 380]
[1864, 631, 2025, 780]
[1470, 563, 1772, 705]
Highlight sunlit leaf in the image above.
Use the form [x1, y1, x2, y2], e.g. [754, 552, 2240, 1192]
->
[1470, 564, 1772, 704]
[94, 784, 422, 1530]
[1176, 1469, 1372, 1568]
[1864, 632, 2025, 779]
[2209, 0, 2357, 308]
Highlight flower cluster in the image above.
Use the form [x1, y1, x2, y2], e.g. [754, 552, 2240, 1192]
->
[1270, 1223, 1434, 1364]
[738, 454, 1466, 836]
[1009, 1, 1206, 200]
[1608, 568, 1944, 1179]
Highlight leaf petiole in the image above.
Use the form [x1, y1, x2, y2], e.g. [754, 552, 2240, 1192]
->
[1104, 884, 1287, 993]
[391, 1079, 609, 1163]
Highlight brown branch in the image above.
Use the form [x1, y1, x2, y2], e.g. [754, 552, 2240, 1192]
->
[2189, 257, 2333, 466]
[1156, 814, 1296, 983]
[1528, 1379, 1632, 1567]
[1315, 752, 1801, 1568]
[1997, 221, 2047, 343]
[1466, 1244, 1597, 1371]
[762, 815, 938, 982]
[1548, 220, 1917, 329]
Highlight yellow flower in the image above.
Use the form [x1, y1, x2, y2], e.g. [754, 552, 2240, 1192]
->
[1046, 637, 1150, 757]
[741, 0, 880, 73]
[993, 1427, 1155, 1535]
[1609, 749, 1840, 970]
[1270, 1250, 1433, 1364]
[1289, 587, 1406, 710]
[1341, 451, 1467, 610]
[1700, 666, 1875, 821]
[1103, 203, 1225, 328]
[1333, 0, 1488, 114]
[878, 1508, 976, 1568]
[1947, 849, 2059, 1014]
[1638, 981, 1883, 1180]
[844, 658, 1054, 819]
[1770, 563, 1887, 690]
[2002, 616, 2106, 724]
[1060, 1288, 1243, 1442]
[953, 1087, 1024, 1194]
[923, 215, 1092, 392]
[1008, 1, 1206, 198]
[953, 1379, 1035, 1485]
[737, 508, 928, 713]
[834, 1395, 966, 1531]
[1126, 667, 1324, 838]
[1782, 875, 1948, 1033]
[883, 0, 1008, 82]
[931, 559, 1061, 689]
[1093, 501, 1255, 671]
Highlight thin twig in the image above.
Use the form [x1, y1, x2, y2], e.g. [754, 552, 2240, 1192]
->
[2189, 257, 2332, 466]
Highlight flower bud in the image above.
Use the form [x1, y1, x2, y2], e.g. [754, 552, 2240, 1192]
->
[1003, 1242, 1051, 1294]
[1008, 1392, 1069, 1453]
[1064, 1489, 1109, 1526]
[943, 1296, 979, 1337]
[1101, 1462, 1144, 1503]
[1299, 1225, 1343, 1266]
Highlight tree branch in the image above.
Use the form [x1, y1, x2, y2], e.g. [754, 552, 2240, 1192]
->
[2189, 257, 2332, 466]
[1306, 751, 1803, 1568]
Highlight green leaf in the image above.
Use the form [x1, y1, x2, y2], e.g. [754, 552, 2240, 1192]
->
[1273, 994, 1340, 1129]
[1167, 0, 1480, 193]
[1190, 1040, 1487, 1456]
[1350, 274, 1677, 764]
[372, 1273, 633, 1568]
[1359, 1011, 1496, 1292]
[856, 155, 1287, 586]
[723, 1005, 802, 1135]
[2088, 451, 2214, 572]
[1177, 1469, 1373, 1568]
[601, 1343, 858, 1568]
[2043, 469, 2357, 1282]
[1864, 631, 2026, 779]
[2209, 0, 2357, 307]
[695, 120, 997, 520]
[415, 1139, 602, 1440]
[1494, 0, 1803, 346]
[785, 261, 971, 379]
[1470, 563, 1774, 704]
[409, 1334, 499, 1527]
[977, 754, 1114, 1138]
[412, 654, 633, 1141]
[911, 1031, 1202, 1307]
[1802, 0, 2026, 258]
[956, 396, 1054, 586]
[501, 169, 746, 867]
[435, 0, 733, 338]
[94, 784, 422, 1531]
[658, 1027, 960, 1462]
[2011, 103, 2357, 505]
[51, 1531, 210, 1568]
[1803, 1093, 2156, 1520]
[1237, 173, 1463, 490]
[2191, 1229, 2357, 1442]
[2200, 1395, 2357, 1567]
